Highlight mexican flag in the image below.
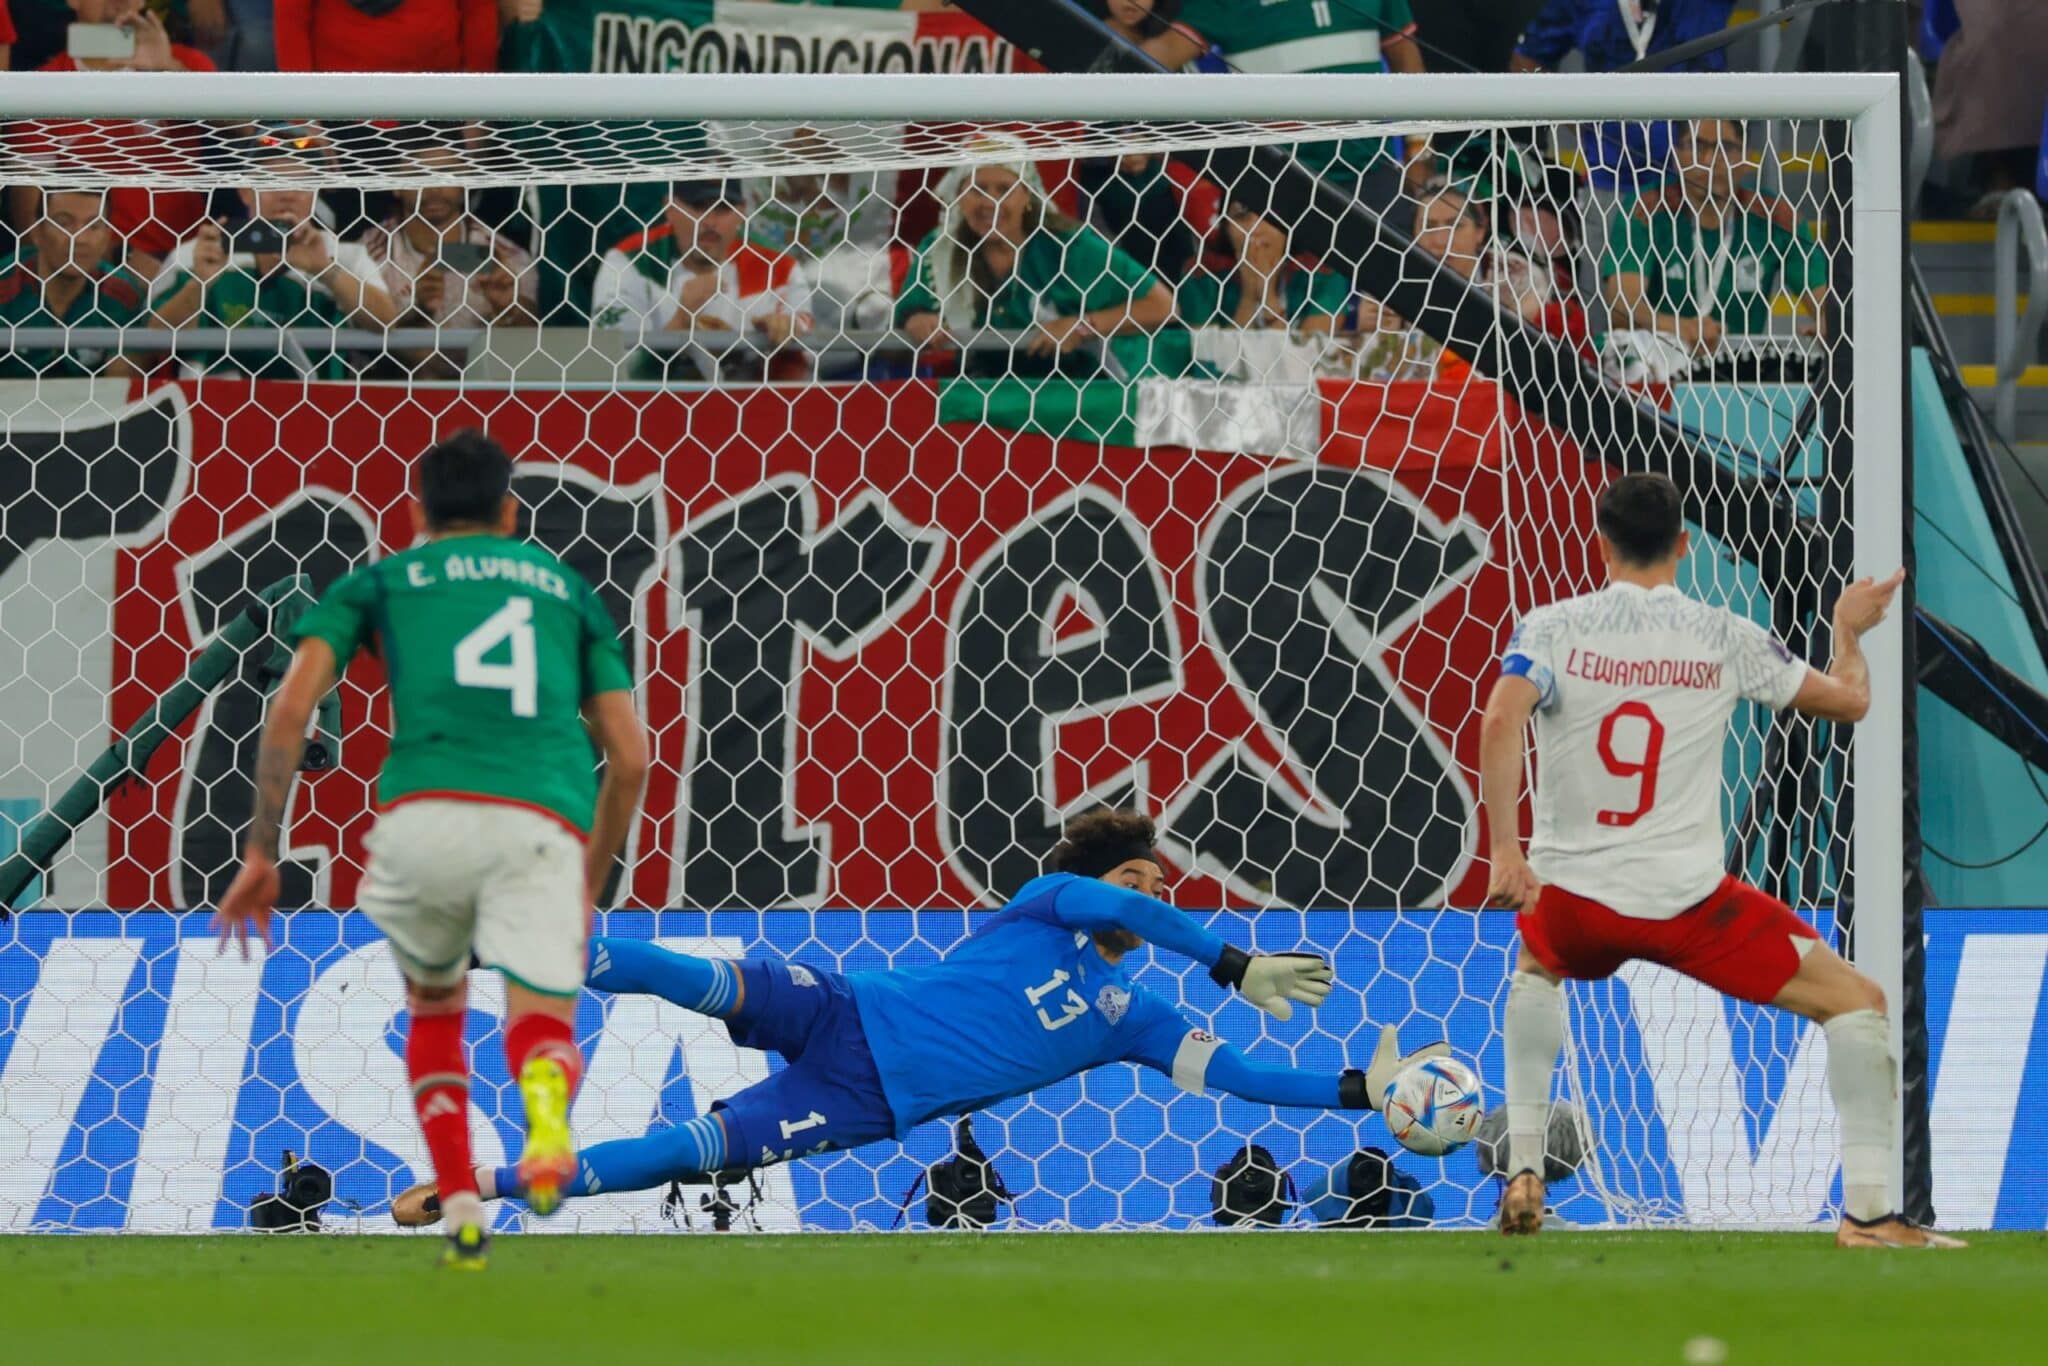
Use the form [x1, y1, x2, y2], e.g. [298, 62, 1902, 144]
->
[938, 377, 1517, 470]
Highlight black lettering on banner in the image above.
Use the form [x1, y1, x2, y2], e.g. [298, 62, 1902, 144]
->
[0, 388, 184, 579]
[691, 29, 727, 72]
[514, 466, 664, 906]
[671, 479, 939, 908]
[1161, 467, 1484, 907]
[175, 493, 374, 908]
[513, 465, 664, 642]
[942, 490, 1179, 903]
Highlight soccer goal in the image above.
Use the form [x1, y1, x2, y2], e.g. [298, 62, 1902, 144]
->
[0, 69, 1905, 1232]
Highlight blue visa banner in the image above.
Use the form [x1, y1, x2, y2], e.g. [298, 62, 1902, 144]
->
[1, 908, 2038, 1231]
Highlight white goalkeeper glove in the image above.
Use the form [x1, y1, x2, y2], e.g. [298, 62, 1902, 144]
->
[1209, 947, 1333, 1022]
[1354, 1024, 1451, 1112]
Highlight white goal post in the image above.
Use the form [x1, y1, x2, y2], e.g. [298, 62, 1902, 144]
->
[0, 69, 1907, 1231]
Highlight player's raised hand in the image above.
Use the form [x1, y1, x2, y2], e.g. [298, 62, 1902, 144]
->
[1485, 845, 1543, 914]
[1832, 568, 1907, 638]
[213, 850, 280, 959]
[1234, 951, 1334, 1022]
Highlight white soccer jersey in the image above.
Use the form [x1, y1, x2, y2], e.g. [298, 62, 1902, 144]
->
[1501, 582, 1810, 919]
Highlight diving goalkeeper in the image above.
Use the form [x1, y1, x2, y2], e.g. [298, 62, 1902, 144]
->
[395, 809, 1443, 1223]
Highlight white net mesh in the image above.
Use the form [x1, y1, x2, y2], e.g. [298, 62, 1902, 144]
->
[0, 94, 1865, 1232]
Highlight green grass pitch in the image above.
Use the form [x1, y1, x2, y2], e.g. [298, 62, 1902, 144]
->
[4, 1231, 2042, 1364]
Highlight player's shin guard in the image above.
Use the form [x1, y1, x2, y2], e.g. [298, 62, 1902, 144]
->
[506, 1011, 582, 1216]
[586, 936, 740, 1016]
[1823, 1008, 1896, 1222]
[407, 1010, 478, 1209]
[505, 1012, 584, 1100]
[1504, 971, 1565, 1179]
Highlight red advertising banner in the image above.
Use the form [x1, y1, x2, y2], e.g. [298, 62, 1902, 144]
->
[64, 377, 1598, 911]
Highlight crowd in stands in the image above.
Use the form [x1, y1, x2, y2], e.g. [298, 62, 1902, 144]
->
[0, 0, 1931, 388]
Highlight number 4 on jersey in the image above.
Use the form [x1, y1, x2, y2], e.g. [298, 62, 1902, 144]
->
[454, 595, 538, 717]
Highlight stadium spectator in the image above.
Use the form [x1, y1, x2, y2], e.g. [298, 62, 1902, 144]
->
[744, 150, 896, 379]
[1082, 0, 1202, 66]
[13, 0, 215, 277]
[1147, 0, 1430, 211]
[212, 0, 272, 69]
[1414, 180, 1590, 354]
[1177, 197, 1348, 334]
[1512, 0, 1737, 207]
[148, 159, 399, 378]
[1076, 152, 1202, 284]
[1157, 196, 1349, 380]
[1, 0, 14, 68]
[275, 0, 495, 73]
[590, 178, 806, 383]
[362, 145, 538, 377]
[1601, 118, 1826, 359]
[1930, 2, 2048, 218]
[1409, 0, 1546, 75]
[896, 146, 1175, 380]
[0, 188, 144, 379]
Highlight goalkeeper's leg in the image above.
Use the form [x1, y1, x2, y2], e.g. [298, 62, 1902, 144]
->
[394, 962, 895, 1224]
[588, 942, 840, 1062]
[586, 936, 746, 1017]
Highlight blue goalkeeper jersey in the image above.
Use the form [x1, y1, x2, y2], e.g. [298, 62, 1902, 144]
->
[847, 874, 1230, 1138]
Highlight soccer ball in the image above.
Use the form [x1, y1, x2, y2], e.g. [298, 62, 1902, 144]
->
[1382, 1057, 1485, 1156]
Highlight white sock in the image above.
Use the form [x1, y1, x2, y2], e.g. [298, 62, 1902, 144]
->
[1504, 971, 1565, 1180]
[475, 1166, 498, 1201]
[1824, 1008, 1896, 1222]
[441, 1190, 484, 1231]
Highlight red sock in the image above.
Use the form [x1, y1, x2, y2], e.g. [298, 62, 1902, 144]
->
[406, 1010, 476, 1200]
[505, 1012, 583, 1098]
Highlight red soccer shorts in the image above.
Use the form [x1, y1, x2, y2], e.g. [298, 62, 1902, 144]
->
[1516, 875, 1821, 1006]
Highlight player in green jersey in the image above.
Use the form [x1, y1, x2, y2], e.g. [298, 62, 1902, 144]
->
[215, 431, 649, 1270]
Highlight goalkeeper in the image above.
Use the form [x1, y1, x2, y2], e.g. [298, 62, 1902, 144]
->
[396, 809, 1442, 1222]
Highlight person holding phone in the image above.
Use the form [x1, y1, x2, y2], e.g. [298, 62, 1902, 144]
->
[7, 0, 214, 279]
[148, 153, 399, 379]
[362, 143, 538, 377]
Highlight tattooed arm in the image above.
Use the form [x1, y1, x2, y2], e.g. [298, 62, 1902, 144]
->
[214, 640, 337, 955]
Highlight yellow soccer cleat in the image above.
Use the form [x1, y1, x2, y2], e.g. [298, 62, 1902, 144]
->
[440, 1221, 490, 1271]
[516, 1055, 577, 1217]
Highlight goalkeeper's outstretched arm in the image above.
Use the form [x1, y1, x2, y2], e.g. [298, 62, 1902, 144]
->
[1143, 1023, 1450, 1114]
[1049, 877, 1333, 1021]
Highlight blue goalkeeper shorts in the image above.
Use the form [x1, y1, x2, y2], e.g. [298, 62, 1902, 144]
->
[712, 959, 899, 1170]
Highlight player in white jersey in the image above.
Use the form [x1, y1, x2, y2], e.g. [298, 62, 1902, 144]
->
[1479, 472, 1961, 1250]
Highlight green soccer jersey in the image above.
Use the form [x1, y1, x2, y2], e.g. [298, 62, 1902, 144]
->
[1179, 0, 1414, 182]
[1173, 264, 1352, 330]
[894, 221, 1164, 378]
[291, 534, 634, 833]
[0, 249, 146, 379]
[1601, 186, 1829, 337]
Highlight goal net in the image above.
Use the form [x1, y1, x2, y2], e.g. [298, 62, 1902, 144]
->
[0, 72, 1903, 1232]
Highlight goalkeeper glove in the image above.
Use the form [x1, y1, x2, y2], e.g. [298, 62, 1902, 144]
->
[1209, 947, 1333, 1022]
[1338, 1024, 1452, 1111]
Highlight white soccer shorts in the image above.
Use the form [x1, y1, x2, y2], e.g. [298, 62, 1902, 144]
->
[357, 798, 588, 996]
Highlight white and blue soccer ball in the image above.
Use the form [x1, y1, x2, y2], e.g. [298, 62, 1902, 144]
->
[1382, 1056, 1485, 1157]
